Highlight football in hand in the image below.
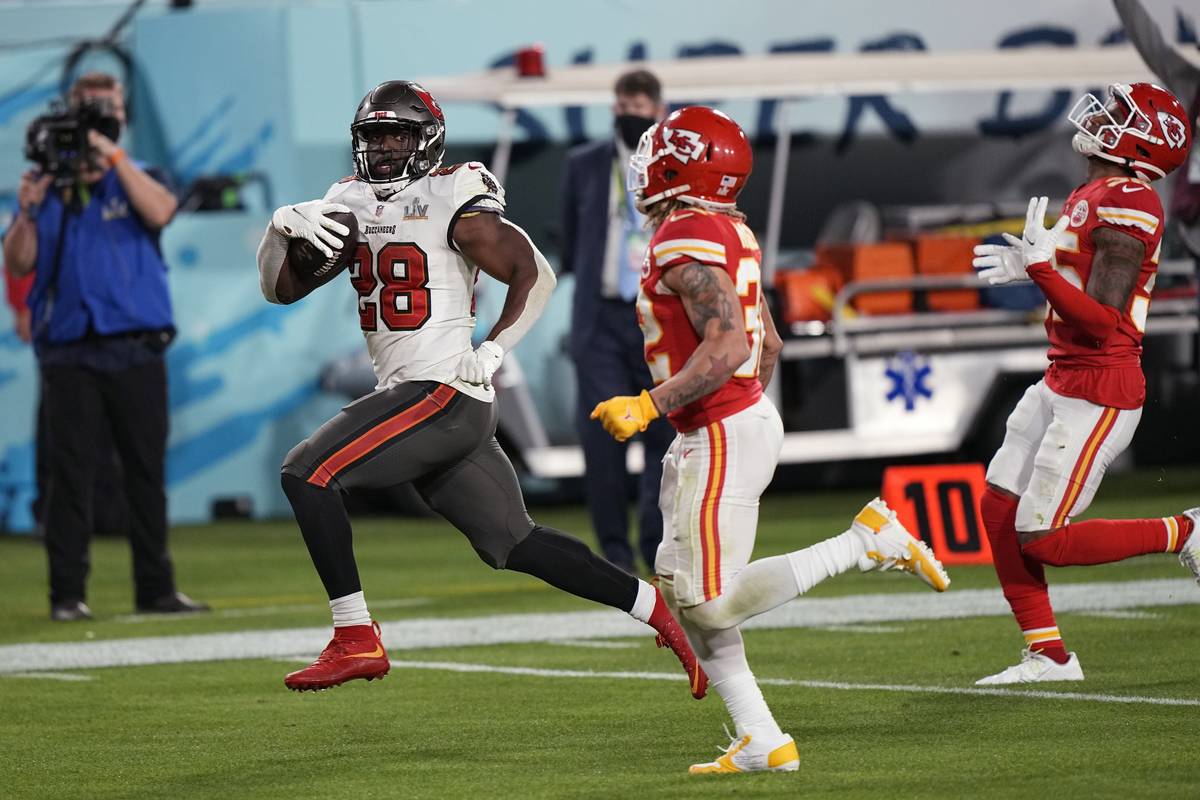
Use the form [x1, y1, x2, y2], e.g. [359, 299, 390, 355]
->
[285, 211, 359, 293]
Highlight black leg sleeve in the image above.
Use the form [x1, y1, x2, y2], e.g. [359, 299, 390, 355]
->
[281, 472, 361, 599]
[505, 526, 639, 613]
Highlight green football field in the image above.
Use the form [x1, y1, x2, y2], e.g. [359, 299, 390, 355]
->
[1, 467, 1198, 800]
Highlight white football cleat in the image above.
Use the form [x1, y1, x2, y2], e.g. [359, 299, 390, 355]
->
[1179, 508, 1200, 586]
[689, 732, 799, 774]
[975, 648, 1084, 685]
[851, 498, 951, 592]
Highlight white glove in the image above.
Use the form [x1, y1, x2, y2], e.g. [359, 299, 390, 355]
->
[1006, 195, 1069, 266]
[456, 340, 504, 388]
[972, 241, 1029, 286]
[271, 200, 352, 259]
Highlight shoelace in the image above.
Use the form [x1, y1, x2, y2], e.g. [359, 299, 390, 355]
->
[315, 634, 378, 664]
[714, 724, 744, 754]
[314, 639, 352, 663]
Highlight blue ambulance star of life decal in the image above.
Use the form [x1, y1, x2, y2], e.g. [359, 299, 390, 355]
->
[884, 351, 933, 411]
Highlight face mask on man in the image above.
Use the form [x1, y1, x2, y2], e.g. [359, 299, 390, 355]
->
[615, 114, 655, 150]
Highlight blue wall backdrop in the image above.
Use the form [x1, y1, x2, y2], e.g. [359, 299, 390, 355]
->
[0, 0, 1195, 532]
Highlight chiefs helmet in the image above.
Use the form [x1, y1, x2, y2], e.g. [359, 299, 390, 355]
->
[351, 80, 446, 195]
[1068, 82, 1191, 181]
[628, 106, 752, 214]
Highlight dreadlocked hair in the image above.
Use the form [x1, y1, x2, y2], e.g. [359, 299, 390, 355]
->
[645, 198, 745, 230]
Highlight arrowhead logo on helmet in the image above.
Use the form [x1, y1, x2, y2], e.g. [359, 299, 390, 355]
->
[661, 126, 706, 164]
[1158, 111, 1187, 149]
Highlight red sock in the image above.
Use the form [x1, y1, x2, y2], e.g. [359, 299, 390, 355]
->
[980, 487, 1068, 664]
[332, 623, 377, 640]
[1023, 515, 1195, 567]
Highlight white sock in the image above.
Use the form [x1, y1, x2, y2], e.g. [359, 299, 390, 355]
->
[627, 579, 657, 623]
[713, 670, 783, 741]
[684, 530, 865, 630]
[786, 530, 864, 594]
[330, 590, 371, 628]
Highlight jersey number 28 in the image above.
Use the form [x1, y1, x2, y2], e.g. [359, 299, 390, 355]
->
[350, 242, 431, 332]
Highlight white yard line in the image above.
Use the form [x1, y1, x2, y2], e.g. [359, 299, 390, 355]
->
[1076, 610, 1161, 620]
[383, 659, 1200, 708]
[0, 578, 1196, 676]
[811, 624, 905, 633]
[113, 597, 431, 624]
[548, 639, 642, 649]
[1, 671, 95, 682]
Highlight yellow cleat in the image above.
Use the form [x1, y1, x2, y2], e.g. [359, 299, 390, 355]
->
[852, 497, 951, 592]
[688, 733, 800, 774]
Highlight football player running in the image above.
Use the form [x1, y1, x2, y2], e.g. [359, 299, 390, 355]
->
[972, 83, 1198, 685]
[256, 81, 704, 697]
[591, 106, 950, 775]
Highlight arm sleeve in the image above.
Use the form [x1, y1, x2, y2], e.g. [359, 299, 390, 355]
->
[1114, 0, 1200, 97]
[5, 268, 33, 313]
[490, 218, 557, 353]
[256, 222, 288, 304]
[1027, 261, 1121, 343]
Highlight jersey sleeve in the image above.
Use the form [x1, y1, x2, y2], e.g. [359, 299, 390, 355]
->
[451, 162, 506, 215]
[649, 212, 731, 272]
[1093, 180, 1164, 248]
[320, 177, 355, 202]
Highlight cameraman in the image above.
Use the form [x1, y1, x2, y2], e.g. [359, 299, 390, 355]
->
[2, 72, 206, 621]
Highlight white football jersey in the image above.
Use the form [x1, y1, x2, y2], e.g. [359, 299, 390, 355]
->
[321, 162, 505, 402]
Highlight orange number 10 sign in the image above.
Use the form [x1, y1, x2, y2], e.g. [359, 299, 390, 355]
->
[881, 464, 994, 566]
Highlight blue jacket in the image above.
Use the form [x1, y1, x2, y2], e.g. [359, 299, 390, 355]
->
[29, 164, 174, 347]
[560, 138, 618, 360]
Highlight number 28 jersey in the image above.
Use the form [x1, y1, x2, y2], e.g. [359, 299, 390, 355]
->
[321, 162, 505, 402]
[638, 208, 765, 433]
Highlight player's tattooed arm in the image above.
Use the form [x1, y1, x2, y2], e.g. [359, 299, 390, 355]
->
[1087, 226, 1146, 309]
[1025, 224, 1139, 343]
[758, 296, 783, 390]
[649, 262, 750, 414]
[453, 212, 556, 351]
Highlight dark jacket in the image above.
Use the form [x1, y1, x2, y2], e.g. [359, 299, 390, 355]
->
[560, 138, 618, 360]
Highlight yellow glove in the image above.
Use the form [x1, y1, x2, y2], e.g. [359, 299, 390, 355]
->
[590, 390, 661, 442]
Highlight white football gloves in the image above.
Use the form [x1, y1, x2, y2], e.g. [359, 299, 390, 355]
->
[456, 340, 504, 389]
[972, 241, 1028, 286]
[271, 200, 352, 258]
[972, 196, 1070, 286]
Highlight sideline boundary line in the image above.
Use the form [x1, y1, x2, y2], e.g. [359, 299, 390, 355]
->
[1, 578, 1196, 675]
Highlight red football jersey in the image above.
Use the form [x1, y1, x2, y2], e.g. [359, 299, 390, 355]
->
[638, 208, 765, 432]
[1045, 176, 1164, 409]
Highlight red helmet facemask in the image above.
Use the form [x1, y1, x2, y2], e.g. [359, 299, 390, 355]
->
[1068, 82, 1192, 181]
[627, 106, 752, 214]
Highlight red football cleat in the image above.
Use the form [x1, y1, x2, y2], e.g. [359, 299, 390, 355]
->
[647, 588, 708, 699]
[284, 621, 390, 691]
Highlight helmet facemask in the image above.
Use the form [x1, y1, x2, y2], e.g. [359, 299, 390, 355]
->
[1068, 84, 1161, 177]
[352, 118, 444, 196]
[627, 125, 661, 212]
